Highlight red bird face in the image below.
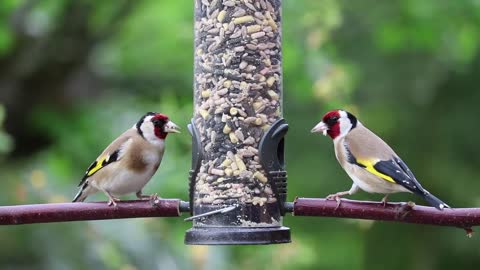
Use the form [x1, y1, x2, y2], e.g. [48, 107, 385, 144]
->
[151, 113, 180, 139]
[151, 113, 170, 139]
[136, 112, 180, 141]
[311, 110, 357, 140]
[321, 111, 341, 139]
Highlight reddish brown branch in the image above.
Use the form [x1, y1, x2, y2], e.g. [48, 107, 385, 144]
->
[0, 199, 182, 225]
[293, 198, 480, 230]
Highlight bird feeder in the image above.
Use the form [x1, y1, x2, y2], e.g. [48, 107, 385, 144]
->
[185, 0, 290, 245]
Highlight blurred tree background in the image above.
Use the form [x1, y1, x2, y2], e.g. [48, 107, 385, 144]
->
[1, 0, 480, 269]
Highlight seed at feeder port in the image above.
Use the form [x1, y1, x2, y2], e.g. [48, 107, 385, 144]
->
[198, 109, 209, 119]
[224, 168, 233, 176]
[254, 171, 268, 183]
[201, 90, 211, 98]
[231, 8, 246, 17]
[234, 46, 245, 52]
[221, 113, 229, 122]
[266, 76, 276, 87]
[234, 129, 245, 141]
[233, 15, 254, 25]
[229, 107, 238, 116]
[223, 123, 231, 134]
[254, 118, 263, 125]
[216, 88, 228, 96]
[211, 168, 224, 176]
[247, 24, 262, 34]
[217, 10, 227, 22]
[235, 155, 247, 171]
[239, 61, 248, 69]
[251, 31, 266, 39]
[229, 132, 239, 144]
[244, 117, 256, 124]
[221, 158, 232, 167]
[245, 1, 256, 11]
[243, 136, 255, 145]
[239, 170, 253, 179]
[223, 0, 235, 7]
[268, 90, 279, 100]
[252, 101, 263, 111]
[258, 113, 268, 123]
[223, 80, 232, 88]
[265, 12, 278, 30]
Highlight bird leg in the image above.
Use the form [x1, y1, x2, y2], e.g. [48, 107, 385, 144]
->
[106, 191, 120, 207]
[381, 195, 389, 207]
[136, 191, 160, 201]
[326, 191, 351, 201]
[326, 191, 350, 210]
[326, 184, 359, 210]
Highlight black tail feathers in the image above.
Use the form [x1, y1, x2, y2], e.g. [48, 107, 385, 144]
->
[422, 191, 449, 210]
[72, 182, 88, 202]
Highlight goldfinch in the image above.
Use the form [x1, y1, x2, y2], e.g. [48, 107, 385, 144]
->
[73, 112, 180, 206]
[311, 109, 449, 210]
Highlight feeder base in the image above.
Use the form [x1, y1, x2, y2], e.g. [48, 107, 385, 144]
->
[184, 226, 291, 245]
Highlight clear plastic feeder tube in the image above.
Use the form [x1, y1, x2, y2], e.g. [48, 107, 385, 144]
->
[186, 0, 289, 245]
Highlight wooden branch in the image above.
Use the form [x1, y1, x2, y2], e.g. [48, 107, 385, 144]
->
[292, 198, 480, 235]
[2, 197, 479, 237]
[0, 199, 185, 225]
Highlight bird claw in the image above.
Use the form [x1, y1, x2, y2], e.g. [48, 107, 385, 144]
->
[149, 193, 159, 200]
[395, 201, 415, 219]
[381, 195, 389, 208]
[107, 198, 119, 207]
[149, 193, 162, 206]
[326, 194, 343, 210]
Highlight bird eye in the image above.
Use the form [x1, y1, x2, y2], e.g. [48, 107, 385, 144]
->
[152, 119, 165, 126]
[326, 116, 339, 126]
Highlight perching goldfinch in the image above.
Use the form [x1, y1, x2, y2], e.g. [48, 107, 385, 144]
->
[311, 109, 449, 210]
[73, 112, 180, 206]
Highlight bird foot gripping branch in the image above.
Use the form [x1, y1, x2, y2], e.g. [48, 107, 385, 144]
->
[395, 201, 416, 219]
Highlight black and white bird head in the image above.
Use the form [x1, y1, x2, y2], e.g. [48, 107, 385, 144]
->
[311, 109, 358, 140]
[136, 112, 180, 144]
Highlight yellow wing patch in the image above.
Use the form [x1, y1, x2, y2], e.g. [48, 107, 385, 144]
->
[356, 158, 395, 183]
[87, 156, 107, 176]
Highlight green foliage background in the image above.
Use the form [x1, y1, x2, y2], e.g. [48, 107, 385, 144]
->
[1, 0, 480, 269]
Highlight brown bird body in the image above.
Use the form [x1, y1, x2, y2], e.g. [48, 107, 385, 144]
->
[334, 123, 410, 195]
[312, 109, 449, 210]
[73, 112, 179, 206]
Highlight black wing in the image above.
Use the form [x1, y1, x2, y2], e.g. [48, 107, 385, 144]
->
[373, 157, 425, 194]
[77, 149, 120, 187]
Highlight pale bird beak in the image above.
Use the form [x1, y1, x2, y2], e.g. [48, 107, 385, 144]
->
[311, 121, 328, 136]
[164, 121, 181, 133]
